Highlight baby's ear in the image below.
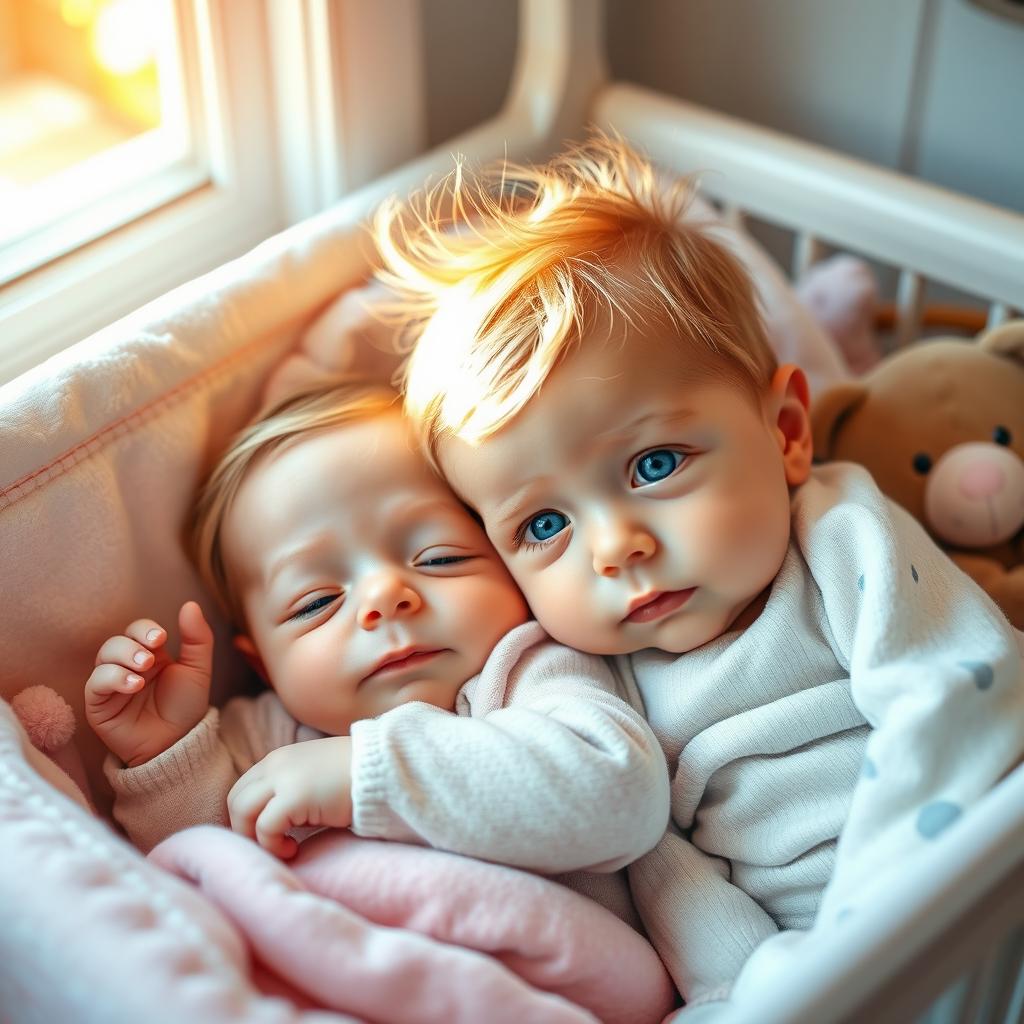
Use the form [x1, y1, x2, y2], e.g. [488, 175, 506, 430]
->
[771, 365, 813, 486]
[233, 635, 268, 684]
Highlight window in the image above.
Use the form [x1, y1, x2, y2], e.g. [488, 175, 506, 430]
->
[0, 0, 200, 283]
[0, 0, 285, 386]
[0, 0, 436, 389]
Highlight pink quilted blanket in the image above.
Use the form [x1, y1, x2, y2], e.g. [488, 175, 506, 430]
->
[0, 703, 675, 1022]
[151, 826, 676, 1023]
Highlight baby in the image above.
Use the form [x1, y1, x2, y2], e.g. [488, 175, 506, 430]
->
[85, 380, 669, 879]
[376, 138, 1024, 1013]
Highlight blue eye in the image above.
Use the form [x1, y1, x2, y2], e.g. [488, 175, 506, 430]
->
[524, 511, 568, 544]
[632, 449, 683, 486]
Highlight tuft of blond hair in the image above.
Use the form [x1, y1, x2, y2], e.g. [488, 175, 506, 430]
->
[190, 380, 399, 629]
[373, 134, 776, 457]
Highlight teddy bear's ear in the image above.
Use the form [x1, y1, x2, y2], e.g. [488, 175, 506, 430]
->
[810, 381, 869, 459]
[978, 319, 1024, 364]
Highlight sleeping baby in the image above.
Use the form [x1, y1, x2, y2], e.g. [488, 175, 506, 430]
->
[84, 379, 669, 880]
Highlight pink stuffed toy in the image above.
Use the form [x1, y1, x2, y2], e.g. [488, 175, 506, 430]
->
[796, 254, 884, 375]
[11, 685, 94, 811]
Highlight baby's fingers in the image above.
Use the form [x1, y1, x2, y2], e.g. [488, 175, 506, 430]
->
[228, 773, 269, 841]
[124, 618, 168, 651]
[85, 662, 146, 701]
[255, 799, 300, 860]
[94, 634, 160, 674]
[176, 601, 214, 676]
[228, 778, 297, 859]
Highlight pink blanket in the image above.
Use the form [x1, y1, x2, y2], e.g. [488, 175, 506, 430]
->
[150, 826, 676, 1023]
[1, 704, 674, 1022]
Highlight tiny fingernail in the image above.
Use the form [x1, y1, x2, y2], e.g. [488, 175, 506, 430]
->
[146, 629, 163, 644]
[133, 651, 151, 666]
[126, 673, 144, 687]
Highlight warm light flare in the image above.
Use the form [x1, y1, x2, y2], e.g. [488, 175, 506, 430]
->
[92, 0, 157, 76]
[59, 0, 98, 28]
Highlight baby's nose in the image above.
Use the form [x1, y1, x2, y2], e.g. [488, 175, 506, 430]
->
[592, 525, 657, 577]
[357, 578, 423, 629]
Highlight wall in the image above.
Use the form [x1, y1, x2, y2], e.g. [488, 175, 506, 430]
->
[421, 0, 517, 149]
[420, 0, 1023, 215]
[605, 0, 1023, 214]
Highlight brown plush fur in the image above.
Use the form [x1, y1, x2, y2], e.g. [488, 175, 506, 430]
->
[812, 321, 1024, 629]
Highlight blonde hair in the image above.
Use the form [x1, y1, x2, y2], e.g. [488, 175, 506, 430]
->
[374, 135, 776, 457]
[191, 380, 399, 628]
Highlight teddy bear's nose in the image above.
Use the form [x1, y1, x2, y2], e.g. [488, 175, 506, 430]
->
[925, 441, 1024, 549]
[959, 461, 1006, 500]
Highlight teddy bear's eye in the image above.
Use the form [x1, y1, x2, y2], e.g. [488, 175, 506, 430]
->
[993, 426, 1012, 446]
[912, 453, 933, 475]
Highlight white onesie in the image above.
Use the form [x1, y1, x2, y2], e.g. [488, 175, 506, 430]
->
[619, 462, 1024, 1009]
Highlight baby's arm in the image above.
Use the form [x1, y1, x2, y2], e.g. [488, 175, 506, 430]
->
[103, 689, 304, 853]
[628, 825, 778, 1008]
[803, 467, 1024, 921]
[347, 622, 671, 873]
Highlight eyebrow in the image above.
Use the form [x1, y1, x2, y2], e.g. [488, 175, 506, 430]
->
[264, 497, 470, 586]
[265, 534, 336, 589]
[494, 480, 556, 531]
[592, 408, 698, 447]
[493, 408, 698, 529]
[386, 495, 466, 527]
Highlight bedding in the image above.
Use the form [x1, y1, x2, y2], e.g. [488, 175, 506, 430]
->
[0, 174, 851, 1023]
[1, 703, 675, 1022]
[151, 826, 677, 1023]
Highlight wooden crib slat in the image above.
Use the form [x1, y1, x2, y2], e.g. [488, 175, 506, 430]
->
[896, 269, 925, 348]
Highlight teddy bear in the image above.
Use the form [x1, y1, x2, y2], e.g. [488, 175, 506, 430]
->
[811, 320, 1024, 630]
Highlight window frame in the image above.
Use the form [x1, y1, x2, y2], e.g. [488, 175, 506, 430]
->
[0, 0, 603, 388]
[0, 0, 284, 387]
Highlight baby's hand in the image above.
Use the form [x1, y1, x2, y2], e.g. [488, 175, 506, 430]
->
[84, 601, 214, 768]
[227, 737, 353, 859]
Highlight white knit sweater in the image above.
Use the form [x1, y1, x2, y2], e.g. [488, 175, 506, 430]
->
[619, 463, 1024, 1008]
[105, 621, 671, 875]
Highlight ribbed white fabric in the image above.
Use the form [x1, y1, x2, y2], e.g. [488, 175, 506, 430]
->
[620, 463, 1024, 1009]
[105, 621, 671, 876]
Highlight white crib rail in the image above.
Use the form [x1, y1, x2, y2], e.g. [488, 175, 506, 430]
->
[592, 81, 1024, 345]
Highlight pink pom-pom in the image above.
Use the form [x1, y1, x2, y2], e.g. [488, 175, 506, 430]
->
[11, 685, 76, 753]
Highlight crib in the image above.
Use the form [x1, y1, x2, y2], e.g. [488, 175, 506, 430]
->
[2, 2, 1023, 1021]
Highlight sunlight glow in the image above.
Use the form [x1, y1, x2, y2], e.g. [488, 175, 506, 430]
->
[93, 0, 157, 76]
[59, 0, 98, 28]
[0, 0, 190, 267]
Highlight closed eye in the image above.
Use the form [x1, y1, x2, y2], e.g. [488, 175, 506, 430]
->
[290, 594, 340, 621]
[417, 555, 475, 567]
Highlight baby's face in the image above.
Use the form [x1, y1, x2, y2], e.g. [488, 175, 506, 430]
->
[439, 336, 798, 656]
[223, 409, 528, 734]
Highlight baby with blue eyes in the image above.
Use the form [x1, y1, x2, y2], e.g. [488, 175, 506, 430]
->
[381, 137, 1024, 1015]
[85, 379, 669, 883]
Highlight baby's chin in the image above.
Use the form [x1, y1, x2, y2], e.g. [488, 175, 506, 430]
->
[388, 677, 465, 713]
[550, 616, 738, 658]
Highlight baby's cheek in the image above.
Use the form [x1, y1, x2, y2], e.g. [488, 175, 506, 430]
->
[464, 574, 530, 639]
[711, 493, 790, 588]
[520, 565, 604, 650]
